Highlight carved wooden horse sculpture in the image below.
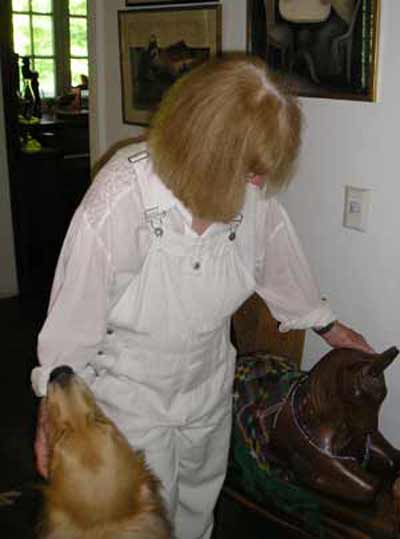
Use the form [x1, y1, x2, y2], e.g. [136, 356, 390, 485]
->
[271, 346, 400, 503]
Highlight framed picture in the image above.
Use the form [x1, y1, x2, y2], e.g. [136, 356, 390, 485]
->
[126, 1, 218, 5]
[247, 0, 381, 101]
[119, 5, 222, 125]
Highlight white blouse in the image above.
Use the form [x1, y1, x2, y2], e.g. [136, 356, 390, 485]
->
[31, 143, 335, 397]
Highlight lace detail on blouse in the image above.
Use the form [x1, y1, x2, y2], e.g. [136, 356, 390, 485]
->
[83, 150, 139, 229]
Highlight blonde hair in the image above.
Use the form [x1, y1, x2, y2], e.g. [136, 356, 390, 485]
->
[148, 53, 302, 222]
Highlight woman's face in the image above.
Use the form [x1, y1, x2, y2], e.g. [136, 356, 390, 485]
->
[247, 173, 266, 188]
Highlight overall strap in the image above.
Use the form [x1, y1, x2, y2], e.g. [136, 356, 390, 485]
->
[128, 149, 167, 238]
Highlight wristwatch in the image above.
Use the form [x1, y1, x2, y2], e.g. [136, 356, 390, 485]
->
[312, 321, 336, 335]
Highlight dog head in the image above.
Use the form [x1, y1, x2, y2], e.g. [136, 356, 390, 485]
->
[309, 346, 399, 434]
[44, 366, 162, 531]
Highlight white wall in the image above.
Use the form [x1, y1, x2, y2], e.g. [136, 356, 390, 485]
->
[0, 67, 18, 298]
[90, 1, 400, 444]
[89, 0, 246, 162]
[280, 2, 400, 444]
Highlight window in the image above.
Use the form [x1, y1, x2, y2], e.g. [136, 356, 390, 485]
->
[12, 0, 88, 98]
[68, 0, 88, 88]
[12, 0, 55, 97]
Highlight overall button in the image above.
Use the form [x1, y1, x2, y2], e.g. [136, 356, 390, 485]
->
[106, 328, 114, 335]
[98, 350, 104, 356]
[193, 261, 201, 270]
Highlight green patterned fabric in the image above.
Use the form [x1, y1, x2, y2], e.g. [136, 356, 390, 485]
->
[226, 353, 324, 537]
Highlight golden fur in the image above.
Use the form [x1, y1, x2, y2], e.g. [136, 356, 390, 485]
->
[148, 53, 302, 222]
[38, 373, 171, 539]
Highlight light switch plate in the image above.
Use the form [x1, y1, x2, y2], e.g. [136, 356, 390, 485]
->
[343, 186, 371, 232]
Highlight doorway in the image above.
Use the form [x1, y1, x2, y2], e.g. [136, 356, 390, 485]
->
[0, 0, 91, 301]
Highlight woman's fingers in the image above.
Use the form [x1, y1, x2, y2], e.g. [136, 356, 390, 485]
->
[320, 321, 375, 354]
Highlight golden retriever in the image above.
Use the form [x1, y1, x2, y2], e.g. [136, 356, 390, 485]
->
[38, 366, 171, 539]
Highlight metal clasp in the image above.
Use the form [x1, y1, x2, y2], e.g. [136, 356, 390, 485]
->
[144, 206, 166, 237]
[228, 213, 243, 241]
[128, 150, 149, 164]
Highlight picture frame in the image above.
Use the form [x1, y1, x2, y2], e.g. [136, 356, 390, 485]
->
[126, 0, 218, 5]
[119, 5, 222, 125]
[247, 0, 381, 101]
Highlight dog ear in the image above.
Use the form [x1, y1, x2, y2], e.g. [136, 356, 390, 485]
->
[367, 347, 399, 378]
[356, 349, 398, 403]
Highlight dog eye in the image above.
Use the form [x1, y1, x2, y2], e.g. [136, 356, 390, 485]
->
[86, 411, 107, 426]
[95, 410, 109, 424]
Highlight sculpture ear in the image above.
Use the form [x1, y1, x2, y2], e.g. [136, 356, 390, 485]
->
[367, 346, 399, 377]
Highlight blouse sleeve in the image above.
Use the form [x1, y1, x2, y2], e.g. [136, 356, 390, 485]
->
[31, 206, 113, 397]
[255, 197, 335, 332]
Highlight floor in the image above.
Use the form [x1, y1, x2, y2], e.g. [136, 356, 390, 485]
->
[0, 293, 47, 538]
[0, 292, 294, 538]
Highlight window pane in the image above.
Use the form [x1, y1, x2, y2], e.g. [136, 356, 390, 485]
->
[33, 58, 55, 98]
[32, 15, 53, 56]
[69, 17, 87, 56]
[69, 0, 87, 16]
[12, 0, 29, 11]
[70, 58, 88, 87]
[12, 14, 31, 56]
[32, 0, 52, 13]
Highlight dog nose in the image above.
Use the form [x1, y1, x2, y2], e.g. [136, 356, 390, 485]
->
[49, 365, 75, 385]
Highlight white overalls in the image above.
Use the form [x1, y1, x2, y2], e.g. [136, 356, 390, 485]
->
[90, 150, 256, 538]
[32, 143, 335, 539]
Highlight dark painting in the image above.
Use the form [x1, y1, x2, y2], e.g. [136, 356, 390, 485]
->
[130, 38, 209, 110]
[247, 0, 380, 101]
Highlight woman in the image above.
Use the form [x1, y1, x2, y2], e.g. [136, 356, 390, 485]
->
[33, 54, 372, 539]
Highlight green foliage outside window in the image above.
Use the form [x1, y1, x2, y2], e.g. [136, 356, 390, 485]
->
[31, 0, 52, 12]
[12, 14, 32, 56]
[12, 0, 88, 99]
[70, 18, 88, 57]
[69, 0, 88, 88]
[34, 59, 56, 98]
[12, 0, 29, 11]
[69, 0, 87, 16]
[32, 16, 54, 56]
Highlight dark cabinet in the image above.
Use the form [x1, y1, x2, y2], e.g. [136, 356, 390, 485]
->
[14, 114, 90, 298]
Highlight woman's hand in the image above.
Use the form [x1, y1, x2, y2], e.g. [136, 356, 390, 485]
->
[320, 321, 375, 354]
[34, 398, 49, 479]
